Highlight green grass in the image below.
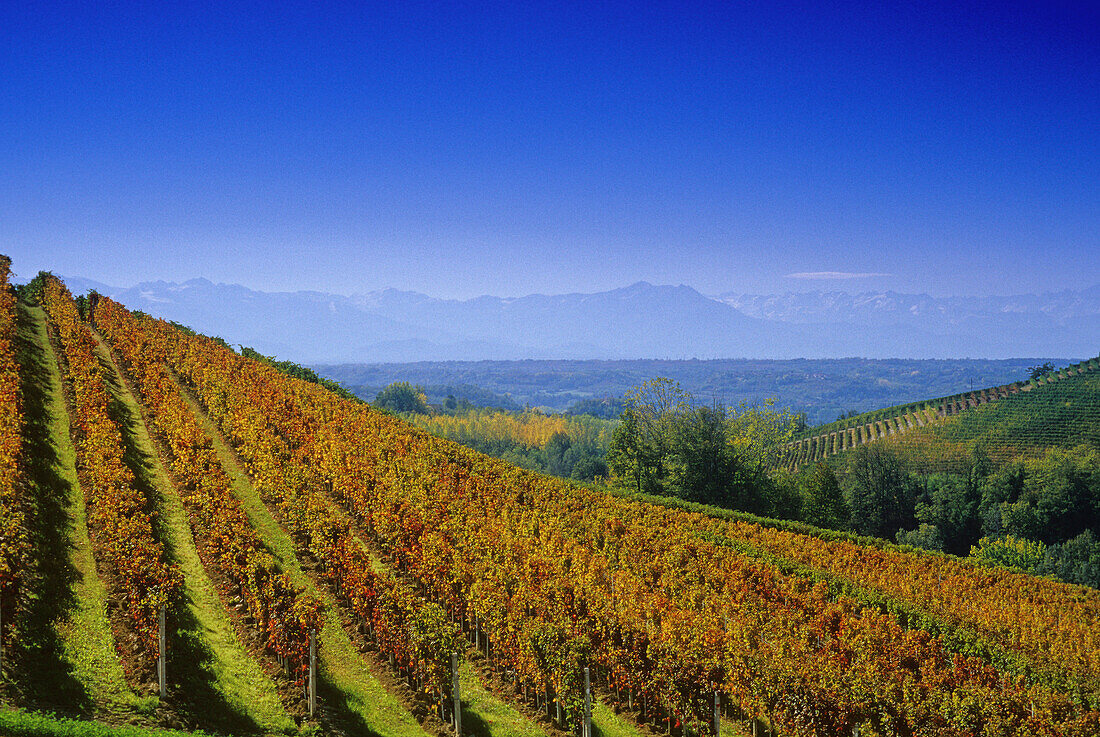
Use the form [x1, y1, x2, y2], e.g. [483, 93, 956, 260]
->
[590, 700, 647, 737]
[455, 661, 546, 737]
[718, 717, 755, 737]
[12, 304, 140, 717]
[89, 335, 296, 736]
[171, 377, 429, 737]
[0, 707, 215, 737]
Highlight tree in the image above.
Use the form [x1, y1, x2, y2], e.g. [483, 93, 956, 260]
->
[374, 382, 431, 414]
[843, 444, 918, 539]
[970, 535, 1047, 574]
[1028, 362, 1056, 380]
[570, 455, 609, 482]
[982, 445, 1100, 545]
[607, 410, 651, 493]
[913, 473, 981, 555]
[607, 379, 689, 494]
[544, 431, 572, 477]
[670, 404, 741, 505]
[800, 463, 848, 530]
[762, 470, 803, 520]
[1046, 530, 1100, 588]
[725, 397, 801, 476]
[608, 379, 803, 516]
[896, 524, 945, 552]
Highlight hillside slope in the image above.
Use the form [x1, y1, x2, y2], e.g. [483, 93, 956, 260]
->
[784, 357, 1100, 469]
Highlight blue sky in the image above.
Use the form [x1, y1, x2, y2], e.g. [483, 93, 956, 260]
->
[2, 1, 1097, 299]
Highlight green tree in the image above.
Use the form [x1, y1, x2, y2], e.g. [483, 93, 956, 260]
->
[800, 463, 849, 530]
[980, 445, 1100, 545]
[607, 379, 689, 494]
[608, 410, 656, 493]
[570, 455, 609, 481]
[726, 397, 801, 476]
[896, 523, 945, 552]
[544, 431, 572, 476]
[1028, 361, 1056, 380]
[608, 378, 802, 516]
[374, 381, 432, 414]
[970, 534, 1047, 574]
[913, 473, 981, 555]
[762, 470, 803, 520]
[669, 404, 741, 505]
[843, 444, 918, 539]
[1047, 531, 1100, 588]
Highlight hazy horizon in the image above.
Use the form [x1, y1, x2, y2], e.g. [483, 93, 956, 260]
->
[15, 270, 1100, 304]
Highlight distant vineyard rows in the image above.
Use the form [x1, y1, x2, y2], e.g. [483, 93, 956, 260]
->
[782, 358, 1100, 469]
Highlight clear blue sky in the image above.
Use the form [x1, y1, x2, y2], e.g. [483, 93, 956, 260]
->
[2, 1, 1097, 298]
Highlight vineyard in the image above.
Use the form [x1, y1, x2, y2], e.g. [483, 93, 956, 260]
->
[1, 267, 1100, 737]
[0, 256, 28, 669]
[782, 359, 1100, 470]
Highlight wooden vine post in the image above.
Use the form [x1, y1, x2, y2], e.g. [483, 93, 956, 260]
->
[584, 667, 592, 737]
[712, 691, 720, 736]
[452, 652, 462, 736]
[1, 598, 5, 672]
[309, 628, 317, 717]
[157, 605, 167, 698]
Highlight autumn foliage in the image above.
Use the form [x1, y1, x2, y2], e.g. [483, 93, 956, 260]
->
[0, 255, 28, 646]
[88, 291, 322, 686]
[41, 278, 181, 664]
[89, 292, 1100, 736]
[96, 297, 459, 696]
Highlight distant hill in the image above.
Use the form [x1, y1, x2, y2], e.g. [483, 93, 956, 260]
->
[23, 274, 1099, 362]
[784, 357, 1100, 470]
[888, 359, 1100, 470]
[317, 357, 1056, 426]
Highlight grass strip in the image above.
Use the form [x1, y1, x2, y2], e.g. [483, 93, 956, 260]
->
[18, 304, 142, 716]
[456, 661, 547, 737]
[591, 700, 649, 737]
[0, 707, 212, 737]
[90, 336, 296, 736]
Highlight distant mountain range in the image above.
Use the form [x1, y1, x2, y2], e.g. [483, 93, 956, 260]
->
[42, 275, 1099, 363]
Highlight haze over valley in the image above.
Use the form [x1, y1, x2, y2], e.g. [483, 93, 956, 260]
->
[45, 274, 1099, 364]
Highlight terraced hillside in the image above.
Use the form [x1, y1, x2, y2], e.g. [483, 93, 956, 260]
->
[782, 357, 1100, 469]
[885, 361, 1100, 472]
[4, 266, 1100, 737]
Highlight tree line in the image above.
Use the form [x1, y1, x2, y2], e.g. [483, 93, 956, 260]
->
[368, 377, 1100, 589]
[604, 378, 1100, 588]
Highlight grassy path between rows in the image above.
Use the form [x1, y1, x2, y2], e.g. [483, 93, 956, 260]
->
[454, 660, 543, 737]
[165, 372, 430, 737]
[90, 334, 296, 736]
[12, 303, 142, 718]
